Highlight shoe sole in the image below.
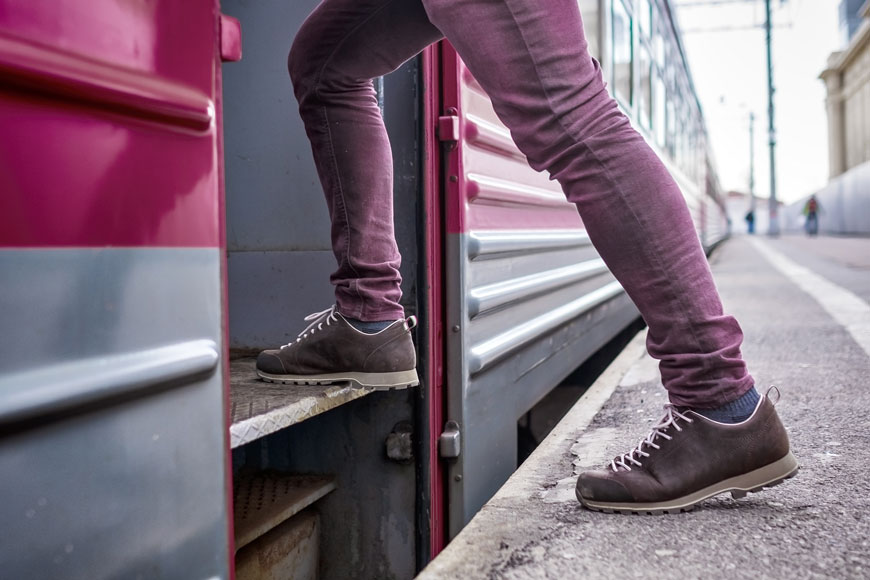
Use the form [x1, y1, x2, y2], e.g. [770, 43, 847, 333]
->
[576, 451, 799, 515]
[257, 368, 420, 391]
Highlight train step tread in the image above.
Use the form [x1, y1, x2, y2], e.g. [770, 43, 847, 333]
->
[233, 472, 337, 551]
[229, 357, 372, 448]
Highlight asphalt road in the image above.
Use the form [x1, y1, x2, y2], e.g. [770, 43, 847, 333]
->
[419, 235, 870, 580]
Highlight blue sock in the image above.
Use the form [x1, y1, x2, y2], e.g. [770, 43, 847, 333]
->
[346, 317, 394, 333]
[694, 387, 760, 423]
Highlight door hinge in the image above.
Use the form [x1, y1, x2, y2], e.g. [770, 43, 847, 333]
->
[437, 114, 460, 142]
[220, 14, 242, 62]
[439, 420, 461, 458]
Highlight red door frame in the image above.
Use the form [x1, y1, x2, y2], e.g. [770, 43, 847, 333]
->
[422, 43, 448, 558]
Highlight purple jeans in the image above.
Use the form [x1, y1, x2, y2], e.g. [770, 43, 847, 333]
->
[287, 0, 754, 407]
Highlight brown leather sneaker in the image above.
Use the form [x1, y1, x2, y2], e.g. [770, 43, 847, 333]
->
[256, 306, 419, 390]
[575, 389, 798, 514]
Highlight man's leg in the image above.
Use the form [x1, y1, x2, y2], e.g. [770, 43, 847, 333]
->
[256, 0, 443, 389]
[420, 0, 796, 511]
[288, 0, 443, 322]
[422, 0, 746, 407]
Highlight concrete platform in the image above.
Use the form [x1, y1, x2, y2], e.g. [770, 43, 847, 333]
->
[419, 235, 870, 579]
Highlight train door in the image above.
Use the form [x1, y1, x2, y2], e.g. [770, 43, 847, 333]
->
[220, 2, 437, 577]
[0, 2, 234, 577]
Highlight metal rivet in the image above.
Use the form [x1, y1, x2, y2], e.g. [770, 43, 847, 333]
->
[454, 474, 463, 482]
[449, 175, 458, 182]
[452, 325, 460, 332]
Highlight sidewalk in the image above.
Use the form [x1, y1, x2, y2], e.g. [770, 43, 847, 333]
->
[419, 235, 870, 579]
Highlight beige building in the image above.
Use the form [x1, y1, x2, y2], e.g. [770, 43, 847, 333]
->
[821, 1, 870, 178]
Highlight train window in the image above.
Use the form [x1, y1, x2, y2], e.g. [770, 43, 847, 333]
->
[684, 117, 691, 173]
[686, 109, 697, 174]
[653, 8, 665, 68]
[639, 0, 651, 37]
[612, 0, 633, 107]
[683, 109, 693, 175]
[639, 44, 652, 130]
[654, 69, 666, 147]
[686, 128, 694, 179]
[578, 0, 600, 61]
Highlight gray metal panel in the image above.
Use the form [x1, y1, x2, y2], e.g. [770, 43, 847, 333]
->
[444, 232, 637, 537]
[222, 0, 329, 254]
[227, 250, 336, 350]
[0, 249, 229, 580]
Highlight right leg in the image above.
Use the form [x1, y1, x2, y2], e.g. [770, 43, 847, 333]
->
[287, 0, 443, 322]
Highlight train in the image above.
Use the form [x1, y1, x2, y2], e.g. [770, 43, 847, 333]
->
[0, 0, 728, 578]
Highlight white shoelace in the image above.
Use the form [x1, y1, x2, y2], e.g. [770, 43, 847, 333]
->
[610, 405, 695, 472]
[282, 306, 338, 348]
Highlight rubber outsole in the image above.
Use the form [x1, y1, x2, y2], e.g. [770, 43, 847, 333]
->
[576, 451, 799, 515]
[257, 368, 420, 391]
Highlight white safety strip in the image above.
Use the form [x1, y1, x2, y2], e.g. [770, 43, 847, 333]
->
[751, 238, 870, 359]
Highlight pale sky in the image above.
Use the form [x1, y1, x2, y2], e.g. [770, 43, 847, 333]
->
[674, 0, 842, 204]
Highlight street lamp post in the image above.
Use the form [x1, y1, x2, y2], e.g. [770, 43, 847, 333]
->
[765, 0, 779, 235]
[749, 111, 756, 211]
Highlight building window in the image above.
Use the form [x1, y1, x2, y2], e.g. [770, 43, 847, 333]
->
[612, 0, 633, 107]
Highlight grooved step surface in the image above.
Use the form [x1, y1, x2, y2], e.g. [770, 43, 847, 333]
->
[229, 358, 371, 448]
[233, 472, 336, 551]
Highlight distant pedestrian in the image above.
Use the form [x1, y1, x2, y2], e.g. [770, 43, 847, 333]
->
[803, 195, 820, 237]
[745, 209, 755, 234]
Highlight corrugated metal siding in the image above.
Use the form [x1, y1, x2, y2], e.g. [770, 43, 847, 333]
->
[454, 61, 627, 374]
[704, 198, 730, 248]
[442, 47, 637, 537]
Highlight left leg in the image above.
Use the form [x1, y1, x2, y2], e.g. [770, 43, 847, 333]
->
[256, 0, 443, 389]
[287, 0, 444, 322]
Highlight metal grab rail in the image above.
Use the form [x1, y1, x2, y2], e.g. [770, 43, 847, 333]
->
[0, 339, 219, 426]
